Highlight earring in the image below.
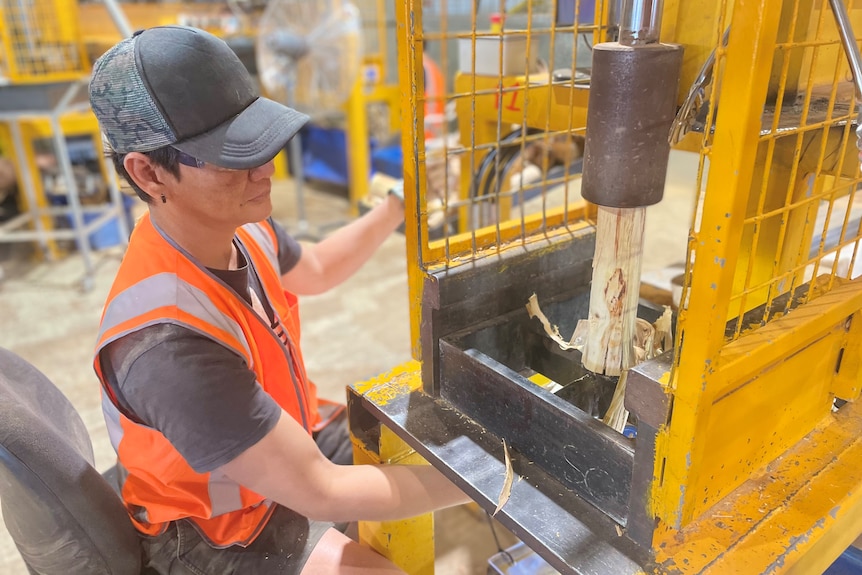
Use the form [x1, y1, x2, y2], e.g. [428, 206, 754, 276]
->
[160, 194, 166, 204]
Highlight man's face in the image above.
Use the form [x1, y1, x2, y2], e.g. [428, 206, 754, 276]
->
[164, 158, 276, 230]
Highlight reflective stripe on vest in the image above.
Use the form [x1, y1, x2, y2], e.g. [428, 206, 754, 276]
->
[237, 223, 312, 430]
[101, 392, 123, 453]
[242, 222, 279, 272]
[237, 224, 323, 430]
[96, 272, 252, 361]
[94, 214, 314, 547]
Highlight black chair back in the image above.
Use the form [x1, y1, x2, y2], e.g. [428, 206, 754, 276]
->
[0, 347, 141, 574]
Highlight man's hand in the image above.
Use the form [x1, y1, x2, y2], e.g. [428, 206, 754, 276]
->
[387, 179, 405, 204]
[367, 173, 404, 206]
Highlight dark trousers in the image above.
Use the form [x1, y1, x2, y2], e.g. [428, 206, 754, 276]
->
[142, 411, 352, 575]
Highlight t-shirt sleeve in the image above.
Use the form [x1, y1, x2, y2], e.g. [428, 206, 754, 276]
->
[269, 217, 302, 275]
[100, 324, 282, 473]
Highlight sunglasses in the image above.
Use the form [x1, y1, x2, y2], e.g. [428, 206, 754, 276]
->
[174, 149, 244, 173]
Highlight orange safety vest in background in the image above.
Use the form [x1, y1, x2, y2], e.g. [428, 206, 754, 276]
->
[423, 52, 445, 139]
[93, 213, 321, 548]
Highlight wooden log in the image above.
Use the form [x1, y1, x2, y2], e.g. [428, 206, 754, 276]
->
[582, 206, 646, 377]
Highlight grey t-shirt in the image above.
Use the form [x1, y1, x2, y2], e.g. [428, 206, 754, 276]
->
[99, 218, 302, 473]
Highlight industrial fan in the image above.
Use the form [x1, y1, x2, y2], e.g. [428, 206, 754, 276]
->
[256, 0, 364, 237]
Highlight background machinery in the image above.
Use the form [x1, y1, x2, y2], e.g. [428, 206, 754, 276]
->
[0, 0, 399, 286]
[347, 0, 862, 574]
[256, 0, 363, 238]
[0, 0, 129, 290]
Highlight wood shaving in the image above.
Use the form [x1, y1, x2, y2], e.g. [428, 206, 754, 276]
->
[493, 439, 514, 516]
[653, 306, 673, 354]
[602, 370, 630, 432]
[525, 293, 588, 351]
[527, 295, 675, 434]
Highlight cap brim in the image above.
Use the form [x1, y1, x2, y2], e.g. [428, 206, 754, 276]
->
[173, 97, 310, 170]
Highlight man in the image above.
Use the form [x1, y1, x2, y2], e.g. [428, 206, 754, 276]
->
[89, 26, 468, 574]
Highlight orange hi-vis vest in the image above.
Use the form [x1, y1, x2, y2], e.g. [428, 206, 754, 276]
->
[423, 52, 445, 140]
[93, 213, 321, 548]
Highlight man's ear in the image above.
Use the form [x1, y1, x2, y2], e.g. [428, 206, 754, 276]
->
[123, 152, 171, 203]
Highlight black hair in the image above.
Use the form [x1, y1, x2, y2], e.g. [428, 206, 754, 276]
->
[110, 146, 182, 204]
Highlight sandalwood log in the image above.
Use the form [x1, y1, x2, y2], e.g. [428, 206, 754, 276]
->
[582, 206, 646, 377]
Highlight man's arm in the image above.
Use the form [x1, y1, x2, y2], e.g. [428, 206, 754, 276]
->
[280, 193, 404, 295]
[220, 410, 470, 523]
[101, 326, 285, 473]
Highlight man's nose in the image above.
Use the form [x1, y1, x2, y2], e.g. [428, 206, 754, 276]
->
[250, 160, 276, 180]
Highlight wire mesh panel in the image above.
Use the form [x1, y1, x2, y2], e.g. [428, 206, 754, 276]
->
[660, 0, 862, 528]
[0, 0, 87, 83]
[679, 0, 862, 343]
[385, 1, 862, 564]
[398, 0, 604, 272]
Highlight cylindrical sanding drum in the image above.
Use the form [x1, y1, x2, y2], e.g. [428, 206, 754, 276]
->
[581, 42, 683, 208]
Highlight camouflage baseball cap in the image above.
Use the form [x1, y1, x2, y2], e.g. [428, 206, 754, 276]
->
[89, 26, 309, 170]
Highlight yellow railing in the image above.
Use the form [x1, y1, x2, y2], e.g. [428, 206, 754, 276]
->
[0, 0, 88, 83]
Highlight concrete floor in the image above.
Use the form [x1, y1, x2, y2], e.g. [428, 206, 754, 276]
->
[0, 151, 712, 574]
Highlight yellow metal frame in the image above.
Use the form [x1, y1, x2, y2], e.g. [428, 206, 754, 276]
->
[453, 72, 590, 230]
[0, 0, 88, 83]
[356, 0, 862, 573]
[657, 0, 785, 526]
[351, 361, 436, 574]
[397, 0, 427, 360]
[407, 0, 725, 353]
[654, 0, 862, 572]
[0, 109, 106, 258]
[658, 0, 862, 525]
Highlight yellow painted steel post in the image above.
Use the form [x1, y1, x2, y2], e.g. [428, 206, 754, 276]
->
[654, 0, 784, 528]
[351, 3, 437, 567]
[10, 121, 62, 258]
[834, 311, 862, 401]
[368, 0, 400, 136]
[345, 76, 370, 217]
[0, 1, 18, 81]
[272, 149, 289, 181]
[397, 0, 428, 360]
[351, 362, 434, 575]
[353, 426, 434, 575]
